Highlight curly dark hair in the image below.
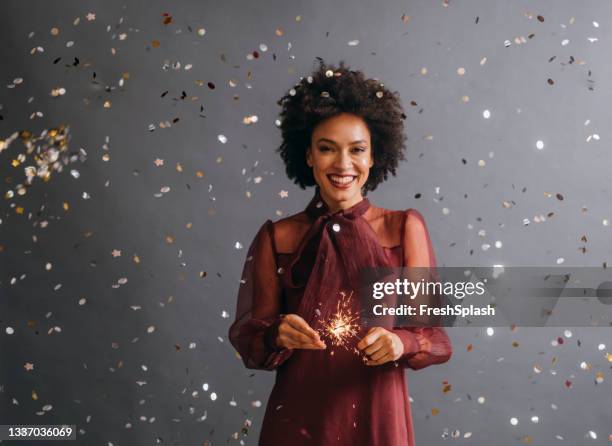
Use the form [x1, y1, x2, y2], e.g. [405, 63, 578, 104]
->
[276, 59, 407, 193]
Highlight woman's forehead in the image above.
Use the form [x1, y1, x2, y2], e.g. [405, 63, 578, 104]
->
[312, 114, 371, 142]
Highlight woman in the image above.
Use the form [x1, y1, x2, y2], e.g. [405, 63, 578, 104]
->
[229, 60, 452, 445]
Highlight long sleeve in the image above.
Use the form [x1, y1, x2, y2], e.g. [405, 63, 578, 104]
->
[228, 219, 293, 370]
[393, 208, 453, 370]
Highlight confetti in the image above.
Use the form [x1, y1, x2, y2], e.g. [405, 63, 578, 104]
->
[1, 126, 86, 200]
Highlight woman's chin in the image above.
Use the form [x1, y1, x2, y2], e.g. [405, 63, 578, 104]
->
[321, 185, 360, 203]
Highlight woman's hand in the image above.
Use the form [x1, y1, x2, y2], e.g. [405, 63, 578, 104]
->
[276, 314, 326, 350]
[357, 327, 404, 366]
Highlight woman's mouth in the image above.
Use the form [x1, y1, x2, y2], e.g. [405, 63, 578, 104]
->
[327, 174, 357, 189]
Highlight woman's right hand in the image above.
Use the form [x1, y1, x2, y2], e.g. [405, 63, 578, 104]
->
[276, 314, 326, 350]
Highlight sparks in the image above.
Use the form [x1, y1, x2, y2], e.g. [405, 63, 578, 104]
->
[318, 290, 361, 351]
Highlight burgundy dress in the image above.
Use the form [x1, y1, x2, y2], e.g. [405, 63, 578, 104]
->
[229, 188, 452, 445]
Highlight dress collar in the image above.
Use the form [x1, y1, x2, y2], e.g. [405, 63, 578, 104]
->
[305, 186, 371, 221]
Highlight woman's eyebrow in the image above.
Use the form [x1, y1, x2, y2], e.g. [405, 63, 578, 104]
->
[316, 138, 368, 145]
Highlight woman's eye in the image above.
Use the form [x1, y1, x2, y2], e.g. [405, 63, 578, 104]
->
[319, 145, 332, 152]
[352, 147, 366, 153]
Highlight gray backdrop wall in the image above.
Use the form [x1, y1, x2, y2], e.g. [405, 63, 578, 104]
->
[1, 0, 611, 445]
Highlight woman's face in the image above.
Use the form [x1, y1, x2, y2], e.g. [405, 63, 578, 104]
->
[307, 113, 374, 212]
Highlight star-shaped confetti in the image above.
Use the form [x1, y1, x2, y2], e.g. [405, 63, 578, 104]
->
[154, 158, 164, 167]
[111, 249, 122, 258]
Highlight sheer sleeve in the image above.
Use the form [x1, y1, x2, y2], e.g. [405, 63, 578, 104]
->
[392, 209, 453, 370]
[228, 219, 293, 370]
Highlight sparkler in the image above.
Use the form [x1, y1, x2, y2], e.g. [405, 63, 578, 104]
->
[317, 290, 362, 354]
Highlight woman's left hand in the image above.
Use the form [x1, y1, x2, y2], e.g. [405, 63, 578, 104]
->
[357, 327, 404, 366]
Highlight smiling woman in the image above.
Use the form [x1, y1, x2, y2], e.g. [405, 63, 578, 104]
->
[229, 60, 452, 446]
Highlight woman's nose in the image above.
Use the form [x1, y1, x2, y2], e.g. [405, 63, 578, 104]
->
[333, 150, 353, 169]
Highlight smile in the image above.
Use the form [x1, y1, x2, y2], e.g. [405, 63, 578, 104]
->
[327, 174, 357, 188]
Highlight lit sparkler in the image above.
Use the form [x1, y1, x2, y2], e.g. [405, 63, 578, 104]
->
[317, 290, 361, 351]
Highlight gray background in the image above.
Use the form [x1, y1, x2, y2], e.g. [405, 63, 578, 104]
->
[1, 0, 611, 444]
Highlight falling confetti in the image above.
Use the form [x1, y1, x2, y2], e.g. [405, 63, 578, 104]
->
[2, 126, 86, 200]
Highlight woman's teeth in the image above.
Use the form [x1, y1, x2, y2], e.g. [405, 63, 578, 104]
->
[328, 174, 356, 186]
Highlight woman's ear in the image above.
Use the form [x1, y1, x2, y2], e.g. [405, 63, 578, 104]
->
[306, 147, 313, 167]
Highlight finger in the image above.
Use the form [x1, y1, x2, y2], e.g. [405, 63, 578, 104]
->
[366, 351, 394, 366]
[363, 338, 385, 357]
[284, 338, 326, 350]
[284, 325, 326, 349]
[356, 327, 377, 349]
[298, 342, 327, 350]
[292, 335, 326, 349]
[284, 314, 318, 340]
[369, 344, 390, 361]
[284, 325, 317, 345]
[357, 327, 382, 350]
[286, 314, 321, 342]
